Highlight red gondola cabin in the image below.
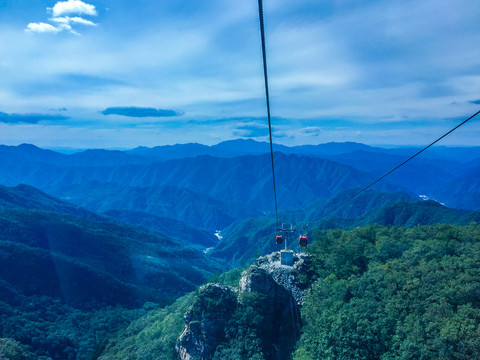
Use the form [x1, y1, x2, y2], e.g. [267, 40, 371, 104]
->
[299, 235, 308, 247]
[276, 235, 283, 245]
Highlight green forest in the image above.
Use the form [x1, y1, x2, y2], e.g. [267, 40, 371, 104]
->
[295, 224, 480, 360]
[82, 223, 480, 360]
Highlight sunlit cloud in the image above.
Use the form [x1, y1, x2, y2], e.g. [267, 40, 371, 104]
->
[25, 22, 60, 34]
[51, 16, 97, 27]
[50, 0, 98, 17]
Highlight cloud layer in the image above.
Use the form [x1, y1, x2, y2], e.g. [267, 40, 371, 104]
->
[0, 112, 69, 124]
[233, 124, 268, 138]
[101, 107, 184, 118]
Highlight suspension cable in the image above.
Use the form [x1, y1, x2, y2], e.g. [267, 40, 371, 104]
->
[257, 0, 279, 230]
[327, 109, 480, 217]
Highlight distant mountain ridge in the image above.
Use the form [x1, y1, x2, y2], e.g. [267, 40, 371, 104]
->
[0, 143, 148, 167]
[6, 140, 480, 165]
[1, 140, 479, 214]
[0, 150, 399, 211]
[127, 139, 480, 163]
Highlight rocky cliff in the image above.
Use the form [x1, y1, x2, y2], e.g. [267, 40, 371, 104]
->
[176, 252, 315, 360]
[176, 284, 237, 360]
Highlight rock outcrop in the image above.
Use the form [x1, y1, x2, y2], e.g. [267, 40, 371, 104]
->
[176, 252, 315, 360]
[240, 251, 313, 305]
[176, 284, 237, 360]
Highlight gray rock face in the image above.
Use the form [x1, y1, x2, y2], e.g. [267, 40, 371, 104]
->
[247, 251, 312, 306]
[176, 252, 314, 360]
[176, 284, 237, 360]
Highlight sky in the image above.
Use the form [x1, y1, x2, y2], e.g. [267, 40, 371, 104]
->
[0, 0, 479, 148]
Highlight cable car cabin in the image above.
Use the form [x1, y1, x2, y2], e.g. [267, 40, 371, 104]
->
[299, 235, 308, 247]
[276, 235, 283, 245]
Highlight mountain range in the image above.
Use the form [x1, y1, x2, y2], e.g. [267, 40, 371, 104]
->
[1, 140, 478, 215]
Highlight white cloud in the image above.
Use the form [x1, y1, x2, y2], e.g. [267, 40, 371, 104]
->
[51, 16, 97, 27]
[51, 0, 98, 17]
[25, 22, 60, 33]
[26, 1, 98, 35]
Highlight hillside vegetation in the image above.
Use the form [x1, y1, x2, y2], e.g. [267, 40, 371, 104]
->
[0, 207, 221, 308]
[295, 223, 480, 360]
[97, 268, 244, 360]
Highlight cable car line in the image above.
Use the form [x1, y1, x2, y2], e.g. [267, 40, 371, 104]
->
[326, 109, 480, 217]
[257, 0, 478, 248]
[257, 0, 279, 231]
[258, 0, 311, 250]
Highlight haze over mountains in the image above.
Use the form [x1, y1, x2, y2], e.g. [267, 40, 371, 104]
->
[0, 139, 478, 216]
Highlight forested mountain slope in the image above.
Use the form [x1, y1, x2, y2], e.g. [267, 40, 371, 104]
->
[431, 169, 480, 211]
[0, 185, 224, 308]
[0, 183, 99, 220]
[0, 208, 221, 308]
[46, 182, 259, 231]
[0, 183, 225, 359]
[104, 209, 219, 250]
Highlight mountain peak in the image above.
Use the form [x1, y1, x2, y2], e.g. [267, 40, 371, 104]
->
[18, 143, 40, 149]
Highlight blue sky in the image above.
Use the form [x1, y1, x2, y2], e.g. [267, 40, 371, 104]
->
[0, 0, 479, 148]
